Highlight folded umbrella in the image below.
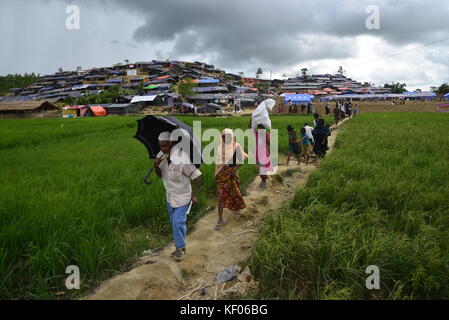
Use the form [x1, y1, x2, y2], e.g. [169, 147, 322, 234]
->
[134, 115, 202, 184]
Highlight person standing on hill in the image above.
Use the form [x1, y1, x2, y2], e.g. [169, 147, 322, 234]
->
[298, 128, 312, 165]
[312, 118, 331, 159]
[154, 132, 202, 261]
[286, 125, 301, 166]
[303, 123, 315, 145]
[325, 103, 331, 115]
[313, 113, 321, 127]
[333, 105, 340, 125]
[353, 104, 359, 117]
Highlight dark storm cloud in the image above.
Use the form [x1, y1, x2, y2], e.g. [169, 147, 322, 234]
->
[98, 0, 449, 71]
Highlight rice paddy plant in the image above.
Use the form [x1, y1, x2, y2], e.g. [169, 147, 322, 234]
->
[250, 113, 449, 300]
[0, 114, 323, 299]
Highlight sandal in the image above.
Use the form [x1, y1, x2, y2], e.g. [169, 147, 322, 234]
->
[214, 221, 226, 231]
[173, 250, 185, 261]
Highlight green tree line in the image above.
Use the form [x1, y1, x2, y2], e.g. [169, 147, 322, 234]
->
[0, 73, 40, 96]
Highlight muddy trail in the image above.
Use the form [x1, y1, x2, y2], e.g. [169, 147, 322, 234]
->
[84, 118, 349, 300]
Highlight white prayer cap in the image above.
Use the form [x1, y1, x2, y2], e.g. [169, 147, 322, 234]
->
[158, 131, 171, 141]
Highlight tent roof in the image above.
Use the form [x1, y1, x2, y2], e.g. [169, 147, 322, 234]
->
[284, 94, 314, 102]
[131, 95, 158, 103]
[0, 100, 57, 111]
[89, 106, 107, 116]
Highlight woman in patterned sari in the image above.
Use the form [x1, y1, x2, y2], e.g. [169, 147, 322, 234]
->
[214, 128, 248, 231]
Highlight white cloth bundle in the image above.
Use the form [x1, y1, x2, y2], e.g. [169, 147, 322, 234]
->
[251, 99, 276, 129]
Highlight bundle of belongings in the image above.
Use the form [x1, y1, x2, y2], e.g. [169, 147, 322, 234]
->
[251, 99, 276, 129]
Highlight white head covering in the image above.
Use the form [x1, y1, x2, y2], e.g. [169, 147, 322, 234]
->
[158, 131, 171, 142]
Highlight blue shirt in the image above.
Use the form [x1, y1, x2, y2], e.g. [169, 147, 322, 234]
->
[302, 134, 310, 146]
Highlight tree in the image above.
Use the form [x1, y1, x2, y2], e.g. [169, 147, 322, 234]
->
[238, 72, 245, 77]
[76, 66, 82, 71]
[301, 68, 308, 77]
[0, 73, 40, 96]
[384, 82, 407, 94]
[337, 66, 345, 76]
[58, 67, 63, 73]
[124, 59, 129, 64]
[176, 78, 197, 102]
[434, 83, 449, 95]
[282, 73, 287, 78]
[254, 82, 270, 92]
[256, 68, 263, 79]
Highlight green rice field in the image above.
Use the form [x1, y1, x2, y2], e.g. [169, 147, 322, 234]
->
[0, 114, 325, 299]
[250, 113, 449, 299]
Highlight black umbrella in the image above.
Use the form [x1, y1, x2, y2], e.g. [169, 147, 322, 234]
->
[134, 115, 202, 185]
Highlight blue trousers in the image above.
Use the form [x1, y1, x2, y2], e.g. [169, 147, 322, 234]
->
[166, 202, 189, 249]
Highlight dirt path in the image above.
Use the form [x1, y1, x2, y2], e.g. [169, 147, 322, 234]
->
[84, 118, 349, 300]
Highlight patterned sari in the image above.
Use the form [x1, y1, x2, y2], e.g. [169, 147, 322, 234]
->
[216, 165, 246, 211]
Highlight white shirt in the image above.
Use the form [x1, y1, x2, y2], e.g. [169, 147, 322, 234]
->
[158, 147, 202, 208]
[304, 125, 314, 140]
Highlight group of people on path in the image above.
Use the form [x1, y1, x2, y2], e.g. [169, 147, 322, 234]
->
[152, 99, 338, 261]
[333, 101, 359, 125]
[286, 101, 316, 115]
[286, 113, 331, 166]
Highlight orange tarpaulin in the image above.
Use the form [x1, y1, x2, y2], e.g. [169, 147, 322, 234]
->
[90, 106, 107, 116]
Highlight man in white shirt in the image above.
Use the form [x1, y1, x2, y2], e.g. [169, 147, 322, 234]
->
[154, 132, 202, 261]
[303, 123, 314, 143]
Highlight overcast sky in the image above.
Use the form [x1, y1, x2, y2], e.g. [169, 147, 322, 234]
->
[1, 0, 449, 90]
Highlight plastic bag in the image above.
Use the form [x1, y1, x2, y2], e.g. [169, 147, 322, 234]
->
[215, 264, 240, 283]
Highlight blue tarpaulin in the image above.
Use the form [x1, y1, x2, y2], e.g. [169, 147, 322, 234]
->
[284, 94, 314, 104]
[444, 93, 449, 100]
[198, 79, 219, 84]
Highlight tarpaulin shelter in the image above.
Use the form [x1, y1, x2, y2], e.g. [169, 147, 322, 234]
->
[444, 93, 449, 100]
[144, 84, 160, 90]
[197, 103, 221, 113]
[84, 105, 107, 117]
[284, 94, 314, 104]
[62, 105, 85, 118]
[131, 95, 158, 104]
[105, 104, 139, 116]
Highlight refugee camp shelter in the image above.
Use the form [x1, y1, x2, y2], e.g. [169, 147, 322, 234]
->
[84, 105, 107, 117]
[105, 104, 139, 116]
[62, 105, 84, 118]
[283, 94, 314, 104]
[0, 100, 59, 119]
[197, 103, 222, 113]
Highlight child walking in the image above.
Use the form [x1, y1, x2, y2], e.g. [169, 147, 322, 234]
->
[299, 127, 312, 165]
